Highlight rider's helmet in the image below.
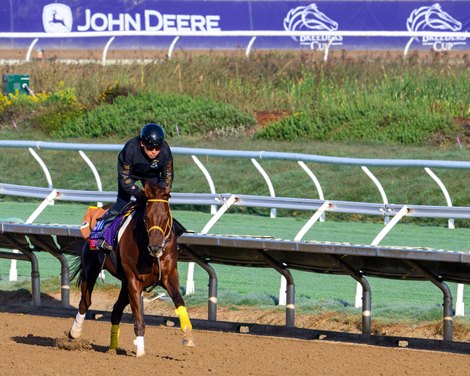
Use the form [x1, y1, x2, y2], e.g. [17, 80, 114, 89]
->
[140, 123, 165, 149]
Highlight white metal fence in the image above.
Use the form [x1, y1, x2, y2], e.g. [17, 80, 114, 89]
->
[1, 30, 469, 63]
[1, 140, 469, 315]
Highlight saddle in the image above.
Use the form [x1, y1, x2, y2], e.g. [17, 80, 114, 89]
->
[80, 203, 186, 253]
[84, 203, 135, 251]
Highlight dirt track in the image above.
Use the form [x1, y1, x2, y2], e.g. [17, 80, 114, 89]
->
[2, 311, 470, 376]
[1, 287, 470, 376]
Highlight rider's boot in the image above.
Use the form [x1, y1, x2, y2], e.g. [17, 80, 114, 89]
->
[95, 209, 119, 253]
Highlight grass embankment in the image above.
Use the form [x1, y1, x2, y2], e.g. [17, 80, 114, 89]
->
[0, 52, 469, 218]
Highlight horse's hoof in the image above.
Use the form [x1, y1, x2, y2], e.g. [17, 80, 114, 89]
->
[182, 329, 195, 347]
[107, 348, 118, 355]
[65, 330, 79, 340]
[135, 349, 145, 357]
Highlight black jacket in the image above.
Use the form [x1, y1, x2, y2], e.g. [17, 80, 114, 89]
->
[117, 137, 173, 201]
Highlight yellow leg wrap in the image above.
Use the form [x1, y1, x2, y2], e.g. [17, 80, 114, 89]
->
[110, 324, 120, 350]
[176, 306, 192, 333]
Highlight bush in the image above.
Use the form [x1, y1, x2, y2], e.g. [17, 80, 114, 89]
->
[33, 85, 85, 134]
[255, 97, 455, 145]
[52, 92, 256, 138]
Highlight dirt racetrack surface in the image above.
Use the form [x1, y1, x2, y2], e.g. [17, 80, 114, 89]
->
[2, 311, 470, 376]
[1, 289, 470, 376]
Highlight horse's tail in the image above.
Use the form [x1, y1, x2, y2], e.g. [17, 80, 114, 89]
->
[69, 254, 84, 287]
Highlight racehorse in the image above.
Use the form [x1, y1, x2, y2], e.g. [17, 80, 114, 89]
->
[67, 181, 194, 357]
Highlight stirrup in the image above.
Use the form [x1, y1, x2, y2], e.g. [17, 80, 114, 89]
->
[97, 239, 113, 253]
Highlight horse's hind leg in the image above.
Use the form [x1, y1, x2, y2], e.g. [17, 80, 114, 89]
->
[162, 269, 195, 347]
[68, 249, 102, 339]
[109, 283, 130, 351]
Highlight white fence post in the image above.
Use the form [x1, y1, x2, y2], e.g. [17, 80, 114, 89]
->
[298, 161, 325, 222]
[424, 167, 463, 315]
[251, 158, 276, 218]
[278, 200, 331, 306]
[185, 195, 237, 295]
[191, 155, 217, 215]
[354, 205, 409, 308]
[9, 190, 59, 281]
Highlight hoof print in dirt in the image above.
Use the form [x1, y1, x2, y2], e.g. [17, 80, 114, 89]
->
[55, 337, 92, 351]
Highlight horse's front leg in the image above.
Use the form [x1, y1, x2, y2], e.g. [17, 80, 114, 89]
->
[127, 278, 146, 357]
[108, 283, 129, 352]
[162, 268, 195, 347]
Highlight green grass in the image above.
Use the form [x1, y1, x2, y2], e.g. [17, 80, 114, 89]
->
[1, 201, 469, 322]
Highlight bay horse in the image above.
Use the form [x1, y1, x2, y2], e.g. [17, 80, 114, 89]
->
[67, 182, 194, 356]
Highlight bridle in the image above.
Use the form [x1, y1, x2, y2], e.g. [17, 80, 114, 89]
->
[145, 198, 173, 259]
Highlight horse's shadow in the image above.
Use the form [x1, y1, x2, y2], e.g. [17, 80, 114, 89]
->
[11, 335, 129, 355]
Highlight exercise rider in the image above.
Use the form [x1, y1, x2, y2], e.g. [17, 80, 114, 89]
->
[95, 123, 173, 252]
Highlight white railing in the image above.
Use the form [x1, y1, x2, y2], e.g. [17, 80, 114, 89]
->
[1, 30, 469, 63]
[1, 140, 470, 315]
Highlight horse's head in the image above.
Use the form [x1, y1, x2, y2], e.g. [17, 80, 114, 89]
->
[143, 182, 173, 258]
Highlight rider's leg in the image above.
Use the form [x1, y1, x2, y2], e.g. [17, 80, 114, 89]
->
[97, 198, 128, 252]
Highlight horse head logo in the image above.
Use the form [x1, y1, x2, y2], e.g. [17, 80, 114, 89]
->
[42, 3, 73, 33]
[404, 3, 464, 54]
[407, 3, 462, 33]
[284, 3, 338, 42]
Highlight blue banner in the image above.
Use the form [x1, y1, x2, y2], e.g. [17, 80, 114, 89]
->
[1, 1, 469, 51]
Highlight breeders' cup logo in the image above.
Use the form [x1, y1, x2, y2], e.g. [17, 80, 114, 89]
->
[42, 3, 73, 33]
[405, 3, 466, 53]
[283, 3, 342, 50]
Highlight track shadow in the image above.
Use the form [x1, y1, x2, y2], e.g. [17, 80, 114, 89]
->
[12, 335, 56, 347]
[0, 288, 64, 309]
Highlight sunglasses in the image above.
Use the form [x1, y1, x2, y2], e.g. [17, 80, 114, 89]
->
[144, 145, 160, 151]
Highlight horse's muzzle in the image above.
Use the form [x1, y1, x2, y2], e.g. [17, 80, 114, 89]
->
[148, 241, 165, 258]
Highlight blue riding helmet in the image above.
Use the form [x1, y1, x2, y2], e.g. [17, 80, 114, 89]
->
[140, 123, 165, 149]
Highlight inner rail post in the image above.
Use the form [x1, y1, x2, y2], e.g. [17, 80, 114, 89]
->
[181, 245, 218, 321]
[329, 255, 371, 335]
[259, 250, 295, 328]
[30, 236, 70, 308]
[405, 260, 453, 342]
[4, 234, 41, 306]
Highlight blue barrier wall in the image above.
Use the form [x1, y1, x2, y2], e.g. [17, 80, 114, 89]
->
[1, 1, 469, 51]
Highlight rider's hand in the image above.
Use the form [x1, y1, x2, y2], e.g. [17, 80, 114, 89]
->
[135, 190, 147, 202]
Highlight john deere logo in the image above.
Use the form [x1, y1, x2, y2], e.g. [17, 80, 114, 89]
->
[42, 3, 73, 33]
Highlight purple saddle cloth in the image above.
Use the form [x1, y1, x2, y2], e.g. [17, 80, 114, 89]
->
[102, 216, 123, 248]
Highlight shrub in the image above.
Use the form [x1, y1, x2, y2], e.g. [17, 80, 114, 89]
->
[255, 96, 455, 145]
[52, 92, 256, 138]
[32, 84, 85, 134]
